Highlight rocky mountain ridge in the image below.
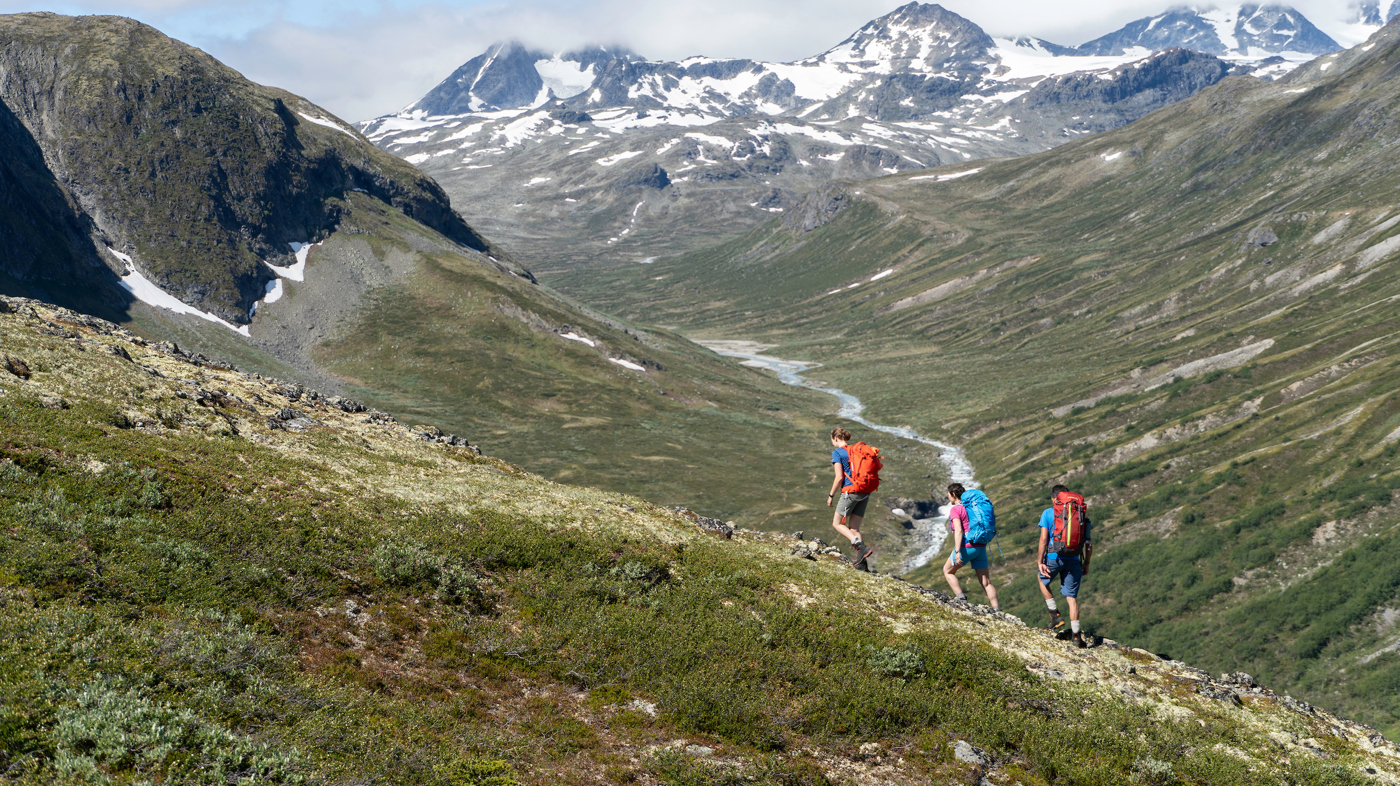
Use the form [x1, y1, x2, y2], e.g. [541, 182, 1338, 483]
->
[390, 3, 1339, 123]
[1076, 4, 1342, 58]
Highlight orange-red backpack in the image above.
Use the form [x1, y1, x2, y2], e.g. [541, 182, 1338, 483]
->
[843, 442, 883, 494]
[1050, 490, 1088, 556]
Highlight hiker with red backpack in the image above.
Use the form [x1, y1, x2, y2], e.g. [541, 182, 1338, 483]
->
[1038, 484, 1093, 648]
[941, 483, 1001, 612]
[827, 427, 880, 570]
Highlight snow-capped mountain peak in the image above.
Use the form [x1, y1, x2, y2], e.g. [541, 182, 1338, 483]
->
[405, 42, 640, 116]
[811, 2, 995, 74]
[1077, 4, 1341, 58]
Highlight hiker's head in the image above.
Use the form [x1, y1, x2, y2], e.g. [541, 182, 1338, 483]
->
[947, 483, 965, 502]
[1051, 484, 1069, 497]
[830, 427, 851, 445]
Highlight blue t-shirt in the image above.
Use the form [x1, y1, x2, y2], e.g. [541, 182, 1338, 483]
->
[1040, 507, 1091, 560]
[832, 447, 851, 489]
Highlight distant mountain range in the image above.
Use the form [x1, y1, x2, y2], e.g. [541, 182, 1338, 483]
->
[361, 2, 1359, 269]
[393, 3, 1338, 123]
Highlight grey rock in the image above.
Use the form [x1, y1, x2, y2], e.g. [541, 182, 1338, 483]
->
[277, 384, 303, 401]
[330, 396, 366, 413]
[550, 108, 592, 124]
[673, 507, 734, 538]
[275, 408, 302, 421]
[1197, 684, 1242, 705]
[1220, 671, 1257, 687]
[790, 545, 816, 560]
[283, 418, 322, 432]
[364, 411, 396, 425]
[1248, 227, 1279, 248]
[39, 396, 68, 409]
[614, 162, 670, 190]
[105, 344, 132, 361]
[951, 740, 989, 766]
[784, 187, 847, 233]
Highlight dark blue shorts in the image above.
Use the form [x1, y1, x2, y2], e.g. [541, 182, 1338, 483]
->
[1041, 555, 1082, 598]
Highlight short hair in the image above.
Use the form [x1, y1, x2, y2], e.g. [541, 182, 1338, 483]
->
[1051, 484, 1069, 496]
[947, 483, 965, 501]
[830, 427, 852, 442]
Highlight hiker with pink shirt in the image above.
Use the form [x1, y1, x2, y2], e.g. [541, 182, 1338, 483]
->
[941, 483, 1000, 611]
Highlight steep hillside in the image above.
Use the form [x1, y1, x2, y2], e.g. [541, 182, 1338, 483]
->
[0, 12, 886, 531]
[551, 19, 1400, 734]
[0, 13, 492, 324]
[1, 299, 1397, 785]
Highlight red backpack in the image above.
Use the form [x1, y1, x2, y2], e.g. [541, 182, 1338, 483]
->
[1050, 491, 1088, 556]
[843, 442, 883, 494]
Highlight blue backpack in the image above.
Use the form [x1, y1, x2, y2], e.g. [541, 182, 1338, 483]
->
[961, 489, 997, 546]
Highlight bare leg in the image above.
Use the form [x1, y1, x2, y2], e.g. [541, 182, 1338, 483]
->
[976, 569, 999, 608]
[1066, 597, 1079, 622]
[1038, 576, 1054, 601]
[831, 511, 863, 544]
[943, 558, 964, 596]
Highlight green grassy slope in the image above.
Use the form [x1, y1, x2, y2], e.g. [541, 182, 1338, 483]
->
[546, 24, 1400, 733]
[1, 300, 1395, 785]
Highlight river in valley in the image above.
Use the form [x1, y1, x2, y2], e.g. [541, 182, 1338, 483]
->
[696, 340, 977, 574]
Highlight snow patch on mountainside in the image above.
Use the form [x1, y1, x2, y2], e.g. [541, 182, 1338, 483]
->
[536, 56, 595, 99]
[110, 248, 250, 336]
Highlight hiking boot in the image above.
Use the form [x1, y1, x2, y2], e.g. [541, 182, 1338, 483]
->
[1047, 609, 1066, 631]
[1073, 632, 1087, 649]
[852, 541, 874, 571]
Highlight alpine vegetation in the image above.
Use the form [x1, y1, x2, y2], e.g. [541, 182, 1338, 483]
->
[1, 294, 1396, 784]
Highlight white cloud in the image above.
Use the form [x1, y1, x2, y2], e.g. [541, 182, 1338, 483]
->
[0, 0, 1378, 122]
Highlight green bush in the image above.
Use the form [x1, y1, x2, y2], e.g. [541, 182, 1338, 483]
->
[371, 539, 442, 587]
[866, 645, 925, 682]
[52, 681, 303, 784]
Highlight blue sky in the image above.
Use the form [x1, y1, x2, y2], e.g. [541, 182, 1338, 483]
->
[0, 0, 1375, 122]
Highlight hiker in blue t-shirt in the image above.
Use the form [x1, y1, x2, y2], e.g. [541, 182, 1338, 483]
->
[827, 427, 874, 570]
[1038, 484, 1092, 649]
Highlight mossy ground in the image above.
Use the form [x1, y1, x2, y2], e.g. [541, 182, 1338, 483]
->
[2, 304, 1395, 784]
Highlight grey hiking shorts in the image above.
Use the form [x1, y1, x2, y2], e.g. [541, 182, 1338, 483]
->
[836, 492, 870, 518]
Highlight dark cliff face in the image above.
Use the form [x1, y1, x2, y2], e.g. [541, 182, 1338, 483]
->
[0, 13, 491, 323]
[1022, 49, 1233, 110]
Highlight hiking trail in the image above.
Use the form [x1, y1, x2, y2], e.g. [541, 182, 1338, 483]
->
[697, 339, 976, 574]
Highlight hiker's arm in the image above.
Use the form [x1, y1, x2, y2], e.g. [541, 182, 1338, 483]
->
[1037, 527, 1050, 577]
[827, 462, 843, 506]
